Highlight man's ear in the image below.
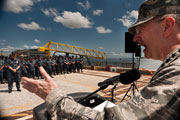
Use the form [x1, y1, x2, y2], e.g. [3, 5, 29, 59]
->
[163, 16, 175, 38]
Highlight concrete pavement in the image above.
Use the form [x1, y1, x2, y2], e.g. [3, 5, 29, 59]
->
[0, 69, 151, 120]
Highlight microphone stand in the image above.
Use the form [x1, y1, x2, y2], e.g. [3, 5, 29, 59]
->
[120, 82, 139, 102]
[121, 53, 139, 103]
[111, 83, 118, 102]
[78, 84, 109, 104]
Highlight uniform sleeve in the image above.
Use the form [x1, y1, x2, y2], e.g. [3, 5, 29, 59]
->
[46, 88, 105, 120]
[46, 65, 180, 120]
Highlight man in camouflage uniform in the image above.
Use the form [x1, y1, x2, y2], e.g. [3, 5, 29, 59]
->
[21, 0, 180, 119]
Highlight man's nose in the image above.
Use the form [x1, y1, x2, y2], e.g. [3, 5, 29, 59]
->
[133, 34, 141, 42]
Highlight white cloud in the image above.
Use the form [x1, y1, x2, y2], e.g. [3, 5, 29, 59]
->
[42, 9, 50, 16]
[96, 26, 112, 34]
[54, 11, 93, 29]
[30, 45, 39, 49]
[34, 39, 41, 43]
[93, 9, 103, 16]
[24, 45, 29, 49]
[1, 40, 6, 45]
[42, 9, 93, 29]
[3, 0, 46, 13]
[41, 8, 59, 17]
[107, 51, 131, 58]
[99, 46, 104, 50]
[3, 0, 34, 13]
[0, 45, 40, 55]
[1, 43, 5, 46]
[35, 0, 46, 2]
[24, 45, 39, 49]
[115, 10, 138, 27]
[1, 40, 6, 42]
[0, 48, 10, 52]
[55, 52, 66, 56]
[77, 0, 90, 10]
[17, 21, 46, 31]
[7, 46, 15, 49]
[0, 46, 23, 55]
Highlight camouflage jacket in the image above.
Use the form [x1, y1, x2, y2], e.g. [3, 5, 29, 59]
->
[46, 48, 180, 120]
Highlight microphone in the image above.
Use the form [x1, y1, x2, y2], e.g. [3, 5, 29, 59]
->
[98, 69, 140, 87]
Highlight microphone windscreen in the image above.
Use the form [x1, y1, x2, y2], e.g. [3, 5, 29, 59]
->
[119, 69, 140, 84]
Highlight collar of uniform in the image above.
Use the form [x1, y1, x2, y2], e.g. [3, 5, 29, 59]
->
[159, 47, 180, 69]
[151, 47, 180, 82]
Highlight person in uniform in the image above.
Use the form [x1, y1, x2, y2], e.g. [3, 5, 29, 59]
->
[71, 56, 76, 73]
[42, 56, 47, 72]
[46, 57, 53, 78]
[3, 56, 9, 83]
[58, 56, 64, 74]
[19, 57, 28, 77]
[56, 56, 60, 75]
[51, 57, 57, 75]
[75, 56, 80, 73]
[21, 0, 180, 119]
[36, 56, 43, 79]
[79, 56, 84, 72]
[6, 54, 21, 93]
[34, 57, 39, 79]
[25, 57, 30, 77]
[27, 57, 36, 79]
[0, 56, 5, 84]
[68, 56, 72, 73]
[64, 57, 70, 74]
[54, 56, 59, 75]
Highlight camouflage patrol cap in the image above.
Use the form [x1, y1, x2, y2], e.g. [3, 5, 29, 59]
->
[128, 0, 180, 34]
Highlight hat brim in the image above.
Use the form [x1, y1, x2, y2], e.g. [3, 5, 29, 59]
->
[128, 16, 154, 34]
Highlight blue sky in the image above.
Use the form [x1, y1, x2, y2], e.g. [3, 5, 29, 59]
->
[0, 0, 145, 58]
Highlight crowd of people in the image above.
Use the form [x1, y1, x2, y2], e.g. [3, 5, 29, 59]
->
[0, 54, 84, 93]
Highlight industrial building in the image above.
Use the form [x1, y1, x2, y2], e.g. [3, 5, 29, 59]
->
[14, 49, 46, 56]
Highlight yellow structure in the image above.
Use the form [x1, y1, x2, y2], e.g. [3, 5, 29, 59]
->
[38, 41, 106, 59]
